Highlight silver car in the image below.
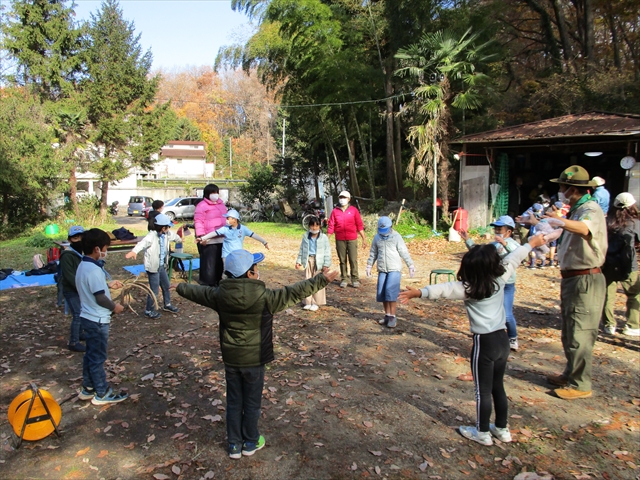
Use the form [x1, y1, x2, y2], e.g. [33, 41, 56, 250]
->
[127, 196, 154, 216]
[162, 197, 203, 220]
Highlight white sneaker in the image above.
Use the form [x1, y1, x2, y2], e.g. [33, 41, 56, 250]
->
[302, 304, 313, 310]
[308, 304, 319, 311]
[604, 325, 616, 335]
[622, 326, 640, 336]
[509, 338, 519, 351]
[489, 424, 512, 443]
[339, 281, 348, 288]
[459, 426, 493, 446]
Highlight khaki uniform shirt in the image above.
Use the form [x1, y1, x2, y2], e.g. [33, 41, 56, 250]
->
[557, 200, 607, 270]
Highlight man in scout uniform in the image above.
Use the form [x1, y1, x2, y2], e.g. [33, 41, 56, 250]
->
[547, 166, 607, 399]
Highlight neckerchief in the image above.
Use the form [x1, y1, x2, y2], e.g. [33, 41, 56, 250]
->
[558, 193, 591, 246]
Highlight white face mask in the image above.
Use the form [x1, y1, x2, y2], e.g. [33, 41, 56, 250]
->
[309, 229, 320, 235]
[210, 194, 219, 202]
[558, 189, 571, 204]
[99, 250, 107, 260]
[495, 233, 504, 239]
[338, 198, 348, 206]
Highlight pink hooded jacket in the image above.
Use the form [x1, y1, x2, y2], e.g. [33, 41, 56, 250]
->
[194, 198, 228, 244]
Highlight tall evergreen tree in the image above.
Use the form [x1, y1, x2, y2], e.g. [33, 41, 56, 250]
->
[2, 0, 87, 214]
[81, 0, 172, 218]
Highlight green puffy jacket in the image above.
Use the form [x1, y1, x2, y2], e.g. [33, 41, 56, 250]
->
[60, 247, 83, 294]
[176, 274, 329, 367]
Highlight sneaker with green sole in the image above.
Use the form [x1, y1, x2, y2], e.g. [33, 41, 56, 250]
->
[242, 435, 265, 456]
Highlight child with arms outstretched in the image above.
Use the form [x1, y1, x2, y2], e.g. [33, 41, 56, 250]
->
[399, 233, 546, 446]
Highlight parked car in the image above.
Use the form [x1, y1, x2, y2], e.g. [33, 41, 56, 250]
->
[127, 196, 154, 216]
[162, 197, 203, 221]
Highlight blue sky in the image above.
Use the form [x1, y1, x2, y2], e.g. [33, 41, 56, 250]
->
[73, 0, 252, 70]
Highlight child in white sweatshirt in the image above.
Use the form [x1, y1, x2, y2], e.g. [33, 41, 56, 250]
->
[399, 233, 546, 446]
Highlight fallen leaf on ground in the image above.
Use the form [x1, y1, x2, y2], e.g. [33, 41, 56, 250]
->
[75, 447, 90, 457]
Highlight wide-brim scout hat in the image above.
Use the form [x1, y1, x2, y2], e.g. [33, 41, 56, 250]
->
[549, 165, 597, 188]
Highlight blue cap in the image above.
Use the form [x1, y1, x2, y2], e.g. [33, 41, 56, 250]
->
[377, 216, 392, 235]
[68, 226, 85, 237]
[490, 215, 515, 229]
[225, 249, 265, 278]
[223, 209, 241, 220]
[532, 203, 544, 214]
[554, 201, 564, 209]
[154, 213, 173, 226]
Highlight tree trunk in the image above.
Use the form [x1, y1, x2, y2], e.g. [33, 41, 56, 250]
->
[2, 192, 8, 225]
[605, 6, 621, 69]
[385, 72, 397, 200]
[551, 0, 575, 72]
[352, 109, 375, 199]
[69, 163, 78, 216]
[394, 108, 402, 193]
[99, 180, 109, 221]
[583, 0, 595, 68]
[524, 0, 563, 71]
[342, 122, 360, 197]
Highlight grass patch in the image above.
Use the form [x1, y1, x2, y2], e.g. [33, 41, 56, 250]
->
[243, 222, 307, 240]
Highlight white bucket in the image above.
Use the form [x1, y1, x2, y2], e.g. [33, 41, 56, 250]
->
[448, 227, 461, 242]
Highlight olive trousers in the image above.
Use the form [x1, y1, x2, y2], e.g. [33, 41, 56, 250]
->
[602, 271, 640, 331]
[559, 272, 606, 392]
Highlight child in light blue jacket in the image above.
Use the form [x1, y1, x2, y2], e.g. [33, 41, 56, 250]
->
[295, 216, 332, 311]
[366, 216, 414, 328]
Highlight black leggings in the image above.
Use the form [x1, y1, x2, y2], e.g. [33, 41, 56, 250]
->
[198, 243, 223, 286]
[471, 329, 510, 432]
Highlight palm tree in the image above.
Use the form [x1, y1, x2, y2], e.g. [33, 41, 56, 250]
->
[396, 28, 495, 225]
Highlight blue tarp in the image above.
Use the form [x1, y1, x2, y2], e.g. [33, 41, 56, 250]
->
[123, 258, 201, 276]
[0, 273, 57, 290]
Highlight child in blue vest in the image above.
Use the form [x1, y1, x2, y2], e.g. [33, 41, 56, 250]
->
[197, 209, 269, 259]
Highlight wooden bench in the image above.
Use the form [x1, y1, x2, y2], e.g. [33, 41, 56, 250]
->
[55, 237, 143, 252]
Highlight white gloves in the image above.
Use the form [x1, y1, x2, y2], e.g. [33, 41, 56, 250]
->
[409, 266, 416, 278]
[366, 265, 372, 277]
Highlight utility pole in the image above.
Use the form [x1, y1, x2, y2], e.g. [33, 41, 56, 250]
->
[229, 137, 233, 179]
[282, 119, 286, 159]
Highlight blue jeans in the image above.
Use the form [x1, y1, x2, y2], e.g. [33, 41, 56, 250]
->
[64, 291, 82, 344]
[225, 365, 264, 445]
[81, 318, 110, 396]
[146, 266, 170, 311]
[504, 283, 517, 339]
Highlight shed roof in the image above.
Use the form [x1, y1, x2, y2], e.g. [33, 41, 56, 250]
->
[453, 111, 640, 145]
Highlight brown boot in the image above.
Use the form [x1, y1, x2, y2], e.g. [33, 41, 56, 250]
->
[554, 387, 592, 400]
[547, 373, 568, 386]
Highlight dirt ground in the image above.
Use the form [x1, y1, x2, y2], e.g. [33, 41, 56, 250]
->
[0, 232, 639, 480]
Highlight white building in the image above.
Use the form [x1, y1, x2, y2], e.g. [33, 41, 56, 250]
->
[75, 141, 215, 205]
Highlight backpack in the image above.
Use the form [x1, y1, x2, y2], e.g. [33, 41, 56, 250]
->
[601, 230, 634, 282]
[33, 254, 45, 269]
[47, 247, 61, 263]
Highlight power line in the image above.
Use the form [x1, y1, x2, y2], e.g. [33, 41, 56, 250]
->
[155, 93, 409, 109]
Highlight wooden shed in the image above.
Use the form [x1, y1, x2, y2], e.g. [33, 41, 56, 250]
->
[450, 112, 640, 228]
